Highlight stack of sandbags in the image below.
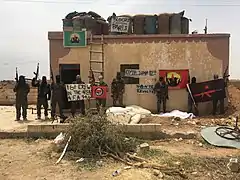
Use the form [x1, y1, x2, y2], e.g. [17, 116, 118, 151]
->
[144, 15, 158, 34]
[133, 15, 145, 34]
[181, 17, 190, 34]
[63, 11, 109, 35]
[158, 13, 172, 34]
[169, 10, 185, 34]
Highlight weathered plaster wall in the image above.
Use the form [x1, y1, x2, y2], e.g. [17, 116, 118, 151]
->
[48, 33, 230, 114]
[104, 42, 222, 113]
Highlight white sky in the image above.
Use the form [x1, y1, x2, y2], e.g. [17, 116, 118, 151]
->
[0, 0, 239, 80]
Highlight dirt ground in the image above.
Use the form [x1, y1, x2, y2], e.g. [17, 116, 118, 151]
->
[140, 84, 240, 132]
[0, 84, 240, 179]
[0, 106, 59, 132]
[0, 139, 239, 180]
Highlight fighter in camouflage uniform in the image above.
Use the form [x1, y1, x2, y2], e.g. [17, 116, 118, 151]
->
[13, 75, 30, 121]
[32, 76, 51, 120]
[50, 75, 66, 121]
[111, 72, 125, 107]
[153, 77, 169, 113]
[71, 75, 86, 117]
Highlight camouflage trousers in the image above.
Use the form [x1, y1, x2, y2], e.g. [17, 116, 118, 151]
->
[37, 97, 48, 118]
[157, 96, 167, 113]
[96, 98, 106, 112]
[15, 99, 28, 119]
[112, 93, 123, 107]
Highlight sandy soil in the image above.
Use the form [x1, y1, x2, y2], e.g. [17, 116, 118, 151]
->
[0, 106, 59, 132]
[0, 84, 240, 180]
[0, 139, 157, 180]
[0, 139, 239, 180]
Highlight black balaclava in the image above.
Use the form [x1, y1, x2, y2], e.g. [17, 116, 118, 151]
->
[214, 74, 219, 80]
[18, 75, 26, 86]
[56, 75, 61, 84]
[41, 76, 47, 84]
[116, 72, 121, 80]
[159, 76, 164, 82]
[191, 77, 196, 83]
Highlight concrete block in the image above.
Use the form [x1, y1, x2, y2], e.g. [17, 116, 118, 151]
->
[141, 124, 156, 133]
[27, 124, 69, 133]
[155, 124, 162, 132]
[125, 124, 142, 133]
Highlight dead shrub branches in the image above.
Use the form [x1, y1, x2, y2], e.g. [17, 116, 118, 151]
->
[67, 114, 137, 158]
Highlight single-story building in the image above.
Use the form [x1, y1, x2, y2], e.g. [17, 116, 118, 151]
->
[48, 32, 230, 114]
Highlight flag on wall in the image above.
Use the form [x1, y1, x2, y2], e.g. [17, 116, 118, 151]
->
[63, 31, 87, 47]
[92, 86, 107, 99]
[189, 79, 226, 103]
[159, 69, 189, 89]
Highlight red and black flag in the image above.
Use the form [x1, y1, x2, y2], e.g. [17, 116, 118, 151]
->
[189, 79, 226, 103]
[159, 69, 189, 89]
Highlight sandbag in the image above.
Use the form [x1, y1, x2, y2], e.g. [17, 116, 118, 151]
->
[133, 15, 145, 34]
[84, 15, 97, 30]
[130, 114, 142, 124]
[72, 16, 85, 30]
[88, 11, 101, 19]
[170, 11, 184, 34]
[94, 21, 102, 35]
[96, 20, 109, 35]
[181, 17, 189, 34]
[74, 12, 87, 17]
[62, 19, 73, 27]
[102, 23, 109, 35]
[65, 11, 78, 19]
[158, 13, 171, 34]
[145, 15, 158, 34]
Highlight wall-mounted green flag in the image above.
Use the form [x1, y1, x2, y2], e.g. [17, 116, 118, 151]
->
[63, 31, 87, 47]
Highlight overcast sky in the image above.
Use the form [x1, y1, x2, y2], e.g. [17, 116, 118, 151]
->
[0, 0, 239, 80]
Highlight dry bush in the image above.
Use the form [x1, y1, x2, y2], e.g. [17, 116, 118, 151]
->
[66, 114, 137, 158]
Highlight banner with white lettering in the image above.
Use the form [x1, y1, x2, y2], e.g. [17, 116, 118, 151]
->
[65, 84, 91, 101]
[136, 85, 154, 93]
[125, 69, 156, 77]
[110, 16, 130, 33]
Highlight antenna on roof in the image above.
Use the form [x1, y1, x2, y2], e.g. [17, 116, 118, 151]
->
[204, 19, 208, 34]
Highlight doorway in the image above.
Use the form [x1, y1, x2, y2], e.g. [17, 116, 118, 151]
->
[59, 64, 80, 109]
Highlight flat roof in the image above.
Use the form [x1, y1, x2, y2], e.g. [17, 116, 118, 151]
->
[48, 31, 230, 40]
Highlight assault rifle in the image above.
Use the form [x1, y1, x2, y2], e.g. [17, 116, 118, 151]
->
[15, 67, 18, 83]
[89, 68, 95, 84]
[223, 65, 230, 81]
[186, 83, 199, 115]
[50, 63, 54, 83]
[15, 67, 32, 82]
[223, 65, 230, 103]
[33, 63, 39, 80]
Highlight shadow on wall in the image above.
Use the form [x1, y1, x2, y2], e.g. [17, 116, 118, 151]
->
[0, 80, 38, 105]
